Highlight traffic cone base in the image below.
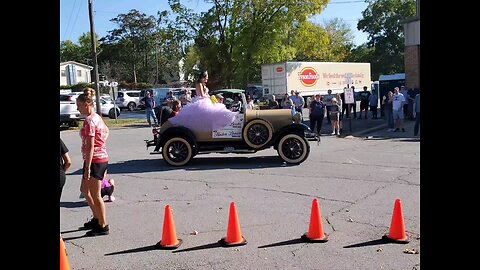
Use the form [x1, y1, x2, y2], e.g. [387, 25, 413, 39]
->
[156, 205, 182, 250]
[219, 236, 247, 247]
[302, 198, 328, 243]
[382, 234, 409, 244]
[155, 238, 183, 250]
[301, 232, 328, 243]
[383, 198, 409, 244]
[220, 202, 247, 247]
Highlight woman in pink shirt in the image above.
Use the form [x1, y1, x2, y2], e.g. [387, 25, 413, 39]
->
[76, 88, 110, 236]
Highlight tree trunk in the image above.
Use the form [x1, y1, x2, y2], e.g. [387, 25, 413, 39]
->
[133, 62, 137, 84]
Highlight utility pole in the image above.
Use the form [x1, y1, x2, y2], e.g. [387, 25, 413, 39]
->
[88, 0, 101, 114]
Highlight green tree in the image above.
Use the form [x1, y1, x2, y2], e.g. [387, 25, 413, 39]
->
[60, 32, 101, 65]
[101, 10, 158, 83]
[357, 0, 416, 79]
[169, 0, 329, 89]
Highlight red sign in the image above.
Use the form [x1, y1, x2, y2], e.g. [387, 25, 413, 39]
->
[298, 67, 319, 87]
[276, 67, 284, 73]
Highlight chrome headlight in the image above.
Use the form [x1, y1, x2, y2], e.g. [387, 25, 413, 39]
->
[292, 112, 301, 123]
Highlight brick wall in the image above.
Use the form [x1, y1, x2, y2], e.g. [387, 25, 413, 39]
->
[405, 45, 420, 89]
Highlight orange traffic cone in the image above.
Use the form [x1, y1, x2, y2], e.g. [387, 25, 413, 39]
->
[60, 237, 71, 270]
[382, 198, 409, 243]
[155, 205, 183, 249]
[301, 198, 328, 242]
[219, 202, 247, 246]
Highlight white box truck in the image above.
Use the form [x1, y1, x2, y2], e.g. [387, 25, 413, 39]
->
[261, 61, 372, 102]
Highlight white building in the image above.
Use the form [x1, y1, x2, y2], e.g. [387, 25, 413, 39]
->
[60, 61, 93, 86]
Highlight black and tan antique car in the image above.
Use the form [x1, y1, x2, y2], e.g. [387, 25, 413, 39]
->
[145, 91, 313, 166]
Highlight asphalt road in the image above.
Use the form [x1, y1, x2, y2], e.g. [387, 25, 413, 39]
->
[60, 126, 420, 270]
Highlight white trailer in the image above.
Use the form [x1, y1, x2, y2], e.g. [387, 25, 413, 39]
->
[261, 61, 372, 101]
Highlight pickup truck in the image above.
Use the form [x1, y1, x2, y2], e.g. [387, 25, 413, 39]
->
[60, 94, 84, 127]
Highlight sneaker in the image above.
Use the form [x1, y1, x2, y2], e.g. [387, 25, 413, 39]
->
[394, 128, 400, 132]
[86, 224, 109, 236]
[401, 128, 405, 132]
[331, 132, 336, 135]
[83, 218, 99, 229]
[336, 132, 340, 135]
[107, 195, 115, 202]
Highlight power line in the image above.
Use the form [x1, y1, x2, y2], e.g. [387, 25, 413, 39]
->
[63, 0, 78, 40]
[68, 0, 83, 41]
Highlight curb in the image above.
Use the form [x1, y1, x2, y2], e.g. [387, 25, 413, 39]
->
[351, 123, 388, 137]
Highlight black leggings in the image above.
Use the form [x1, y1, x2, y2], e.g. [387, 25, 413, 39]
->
[60, 171, 66, 200]
[309, 114, 324, 134]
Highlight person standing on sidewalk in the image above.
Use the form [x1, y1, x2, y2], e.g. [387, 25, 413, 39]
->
[309, 94, 326, 135]
[392, 87, 406, 132]
[383, 91, 394, 131]
[76, 88, 110, 236]
[369, 91, 378, 119]
[413, 91, 420, 136]
[140, 91, 158, 127]
[358, 86, 371, 119]
[324, 89, 334, 124]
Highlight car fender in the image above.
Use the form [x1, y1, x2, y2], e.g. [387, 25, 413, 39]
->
[155, 126, 198, 153]
[273, 123, 311, 149]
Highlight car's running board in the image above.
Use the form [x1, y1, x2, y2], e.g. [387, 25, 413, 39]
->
[150, 151, 162, 155]
[198, 149, 256, 154]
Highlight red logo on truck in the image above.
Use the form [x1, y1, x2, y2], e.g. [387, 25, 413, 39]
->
[298, 67, 319, 87]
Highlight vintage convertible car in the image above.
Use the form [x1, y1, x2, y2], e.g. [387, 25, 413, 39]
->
[145, 91, 314, 166]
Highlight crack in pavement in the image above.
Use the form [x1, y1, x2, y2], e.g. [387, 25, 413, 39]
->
[124, 175, 232, 186]
[394, 169, 420, 186]
[325, 216, 336, 231]
[291, 243, 308, 257]
[215, 185, 354, 204]
[69, 241, 86, 254]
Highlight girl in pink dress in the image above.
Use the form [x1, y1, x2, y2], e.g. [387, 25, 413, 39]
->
[169, 71, 238, 132]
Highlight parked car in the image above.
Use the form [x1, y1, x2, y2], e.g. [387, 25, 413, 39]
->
[145, 91, 312, 166]
[116, 90, 141, 111]
[99, 96, 121, 119]
[60, 94, 83, 127]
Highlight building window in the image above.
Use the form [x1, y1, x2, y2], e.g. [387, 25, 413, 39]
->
[77, 70, 82, 77]
[61, 70, 66, 77]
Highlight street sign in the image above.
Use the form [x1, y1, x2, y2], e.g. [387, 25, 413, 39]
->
[344, 87, 355, 104]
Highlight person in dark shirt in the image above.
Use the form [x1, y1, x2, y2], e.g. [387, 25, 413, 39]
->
[358, 86, 371, 119]
[140, 91, 158, 126]
[309, 94, 326, 135]
[60, 138, 72, 200]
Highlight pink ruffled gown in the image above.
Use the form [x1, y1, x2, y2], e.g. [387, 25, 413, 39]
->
[169, 85, 238, 132]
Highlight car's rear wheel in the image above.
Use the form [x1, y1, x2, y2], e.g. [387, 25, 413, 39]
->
[277, 133, 310, 164]
[243, 119, 273, 149]
[127, 102, 136, 111]
[162, 137, 193, 166]
[108, 108, 120, 119]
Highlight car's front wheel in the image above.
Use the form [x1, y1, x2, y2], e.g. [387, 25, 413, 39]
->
[277, 133, 310, 164]
[108, 108, 120, 119]
[162, 137, 193, 166]
[127, 102, 136, 111]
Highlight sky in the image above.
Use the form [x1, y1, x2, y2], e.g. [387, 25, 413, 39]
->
[60, 0, 369, 45]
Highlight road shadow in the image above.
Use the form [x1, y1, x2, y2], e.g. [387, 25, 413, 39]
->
[258, 238, 305, 248]
[105, 244, 159, 256]
[363, 136, 420, 142]
[63, 234, 91, 241]
[70, 156, 293, 175]
[343, 238, 386, 248]
[172, 242, 223, 253]
[60, 201, 89, 208]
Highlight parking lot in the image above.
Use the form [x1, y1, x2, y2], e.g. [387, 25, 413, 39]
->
[60, 125, 420, 270]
